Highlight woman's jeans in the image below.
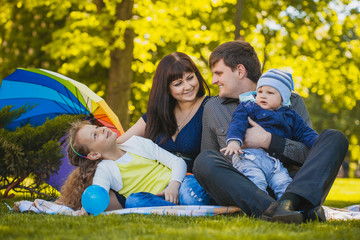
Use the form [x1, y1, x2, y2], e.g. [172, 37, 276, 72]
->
[125, 175, 216, 208]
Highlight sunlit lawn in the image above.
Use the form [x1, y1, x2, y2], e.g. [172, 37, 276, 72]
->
[0, 178, 359, 240]
[324, 178, 360, 208]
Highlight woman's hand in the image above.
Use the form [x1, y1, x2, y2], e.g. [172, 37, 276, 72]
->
[157, 181, 181, 204]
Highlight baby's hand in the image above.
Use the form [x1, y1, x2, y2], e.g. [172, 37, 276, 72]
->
[157, 181, 181, 204]
[221, 141, 243, 156]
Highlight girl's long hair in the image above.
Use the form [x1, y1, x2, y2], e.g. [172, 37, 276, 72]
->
[56, 121, 102, 210]
[145, 52, 210, 143]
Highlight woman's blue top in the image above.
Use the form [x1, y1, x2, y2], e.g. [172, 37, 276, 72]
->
[142, 96, 209, 173]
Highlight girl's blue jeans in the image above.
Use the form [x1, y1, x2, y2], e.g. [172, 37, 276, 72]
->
[125, 175, 216, 208]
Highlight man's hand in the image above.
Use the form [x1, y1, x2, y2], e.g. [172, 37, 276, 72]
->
[242, 117, 271, 149]
[157, 181, 181, 204]
[221, 141, 243, 156]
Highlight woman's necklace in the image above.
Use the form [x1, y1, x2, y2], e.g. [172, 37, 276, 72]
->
[176, 101, 196, 131]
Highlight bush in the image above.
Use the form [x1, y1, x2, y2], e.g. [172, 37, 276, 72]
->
[0, 105, 82, 198]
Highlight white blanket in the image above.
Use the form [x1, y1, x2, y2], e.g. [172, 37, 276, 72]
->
[12, 199, 242, 217]
[12, 199, 360, 220]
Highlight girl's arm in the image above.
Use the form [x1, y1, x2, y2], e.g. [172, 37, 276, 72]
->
[149, 139, 187, 183]
[119, 136, 186, 204]
[92, 160, 123, 193]
[120, 136, 187, 183]
[156, 181, 181, 204]
[116, 117, 146, 144]
[150, 142, 186, 204]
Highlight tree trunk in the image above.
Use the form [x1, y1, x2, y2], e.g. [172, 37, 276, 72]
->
[262, 35, 271, 72]
[106, 0, 135, 130]
[234, 0, 245, 40]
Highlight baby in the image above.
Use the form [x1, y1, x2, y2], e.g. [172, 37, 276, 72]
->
[221, 69, 318, 199]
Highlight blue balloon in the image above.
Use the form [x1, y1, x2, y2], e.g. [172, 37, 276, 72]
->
[81, 185, 110, 216]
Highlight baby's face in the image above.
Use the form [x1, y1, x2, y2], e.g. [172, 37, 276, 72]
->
[256, 86, 282, 110]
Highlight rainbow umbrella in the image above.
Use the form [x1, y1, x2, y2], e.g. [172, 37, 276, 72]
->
[0, 68, 124, 190]
[0, 68, 124, 135]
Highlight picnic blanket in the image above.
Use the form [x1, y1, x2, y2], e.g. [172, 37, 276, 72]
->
[11, 199, 242, 217]
[10, 199, 360, 220]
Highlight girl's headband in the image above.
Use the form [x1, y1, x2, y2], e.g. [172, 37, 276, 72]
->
[69, 138, 89, 159]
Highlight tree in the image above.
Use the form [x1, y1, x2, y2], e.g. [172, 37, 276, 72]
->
[257, 1, 360, 168]
[0, 0, 66, 79]
[42, 0, 222, 129]
[1, 0, 359, 172]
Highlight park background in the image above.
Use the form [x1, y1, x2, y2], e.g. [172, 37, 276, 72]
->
[1, 0, 360, 176]
[1, 1, 360, 239]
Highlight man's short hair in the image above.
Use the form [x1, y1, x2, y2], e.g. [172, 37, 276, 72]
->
[209, 40, 262, 83]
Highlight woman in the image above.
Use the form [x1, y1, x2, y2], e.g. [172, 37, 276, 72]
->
[117, 52, 210, 173]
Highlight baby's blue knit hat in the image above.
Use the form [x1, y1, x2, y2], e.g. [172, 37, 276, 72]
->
[256, 69, 294, 106]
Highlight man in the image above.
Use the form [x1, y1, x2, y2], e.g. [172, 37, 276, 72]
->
[193, 40, 348, 223]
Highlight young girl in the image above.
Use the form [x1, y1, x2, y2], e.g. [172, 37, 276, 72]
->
[56, 120, 212, 211]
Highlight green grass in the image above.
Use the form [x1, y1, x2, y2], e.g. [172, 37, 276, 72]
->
[323, 178, 360, 208]
[1, 178, 359, 240]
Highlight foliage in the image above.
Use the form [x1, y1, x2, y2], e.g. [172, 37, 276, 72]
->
[0, 106, 81, 198]
[243, 0, 360, 166]
[0, 0, 66, 78]
[0, 105, 33, 129]
[0, 0, 359, 167]
[0, 178, 359, 240]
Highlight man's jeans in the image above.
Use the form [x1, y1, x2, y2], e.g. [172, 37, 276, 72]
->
[125, 175, 215, 208]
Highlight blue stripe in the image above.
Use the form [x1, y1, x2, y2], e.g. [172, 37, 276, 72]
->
[0, 98, 90, 129]
[3, 69, 83, 106]
[262, 69, 294, 90]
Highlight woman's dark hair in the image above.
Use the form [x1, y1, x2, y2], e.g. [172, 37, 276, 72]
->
[145, 52, 210, 142]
